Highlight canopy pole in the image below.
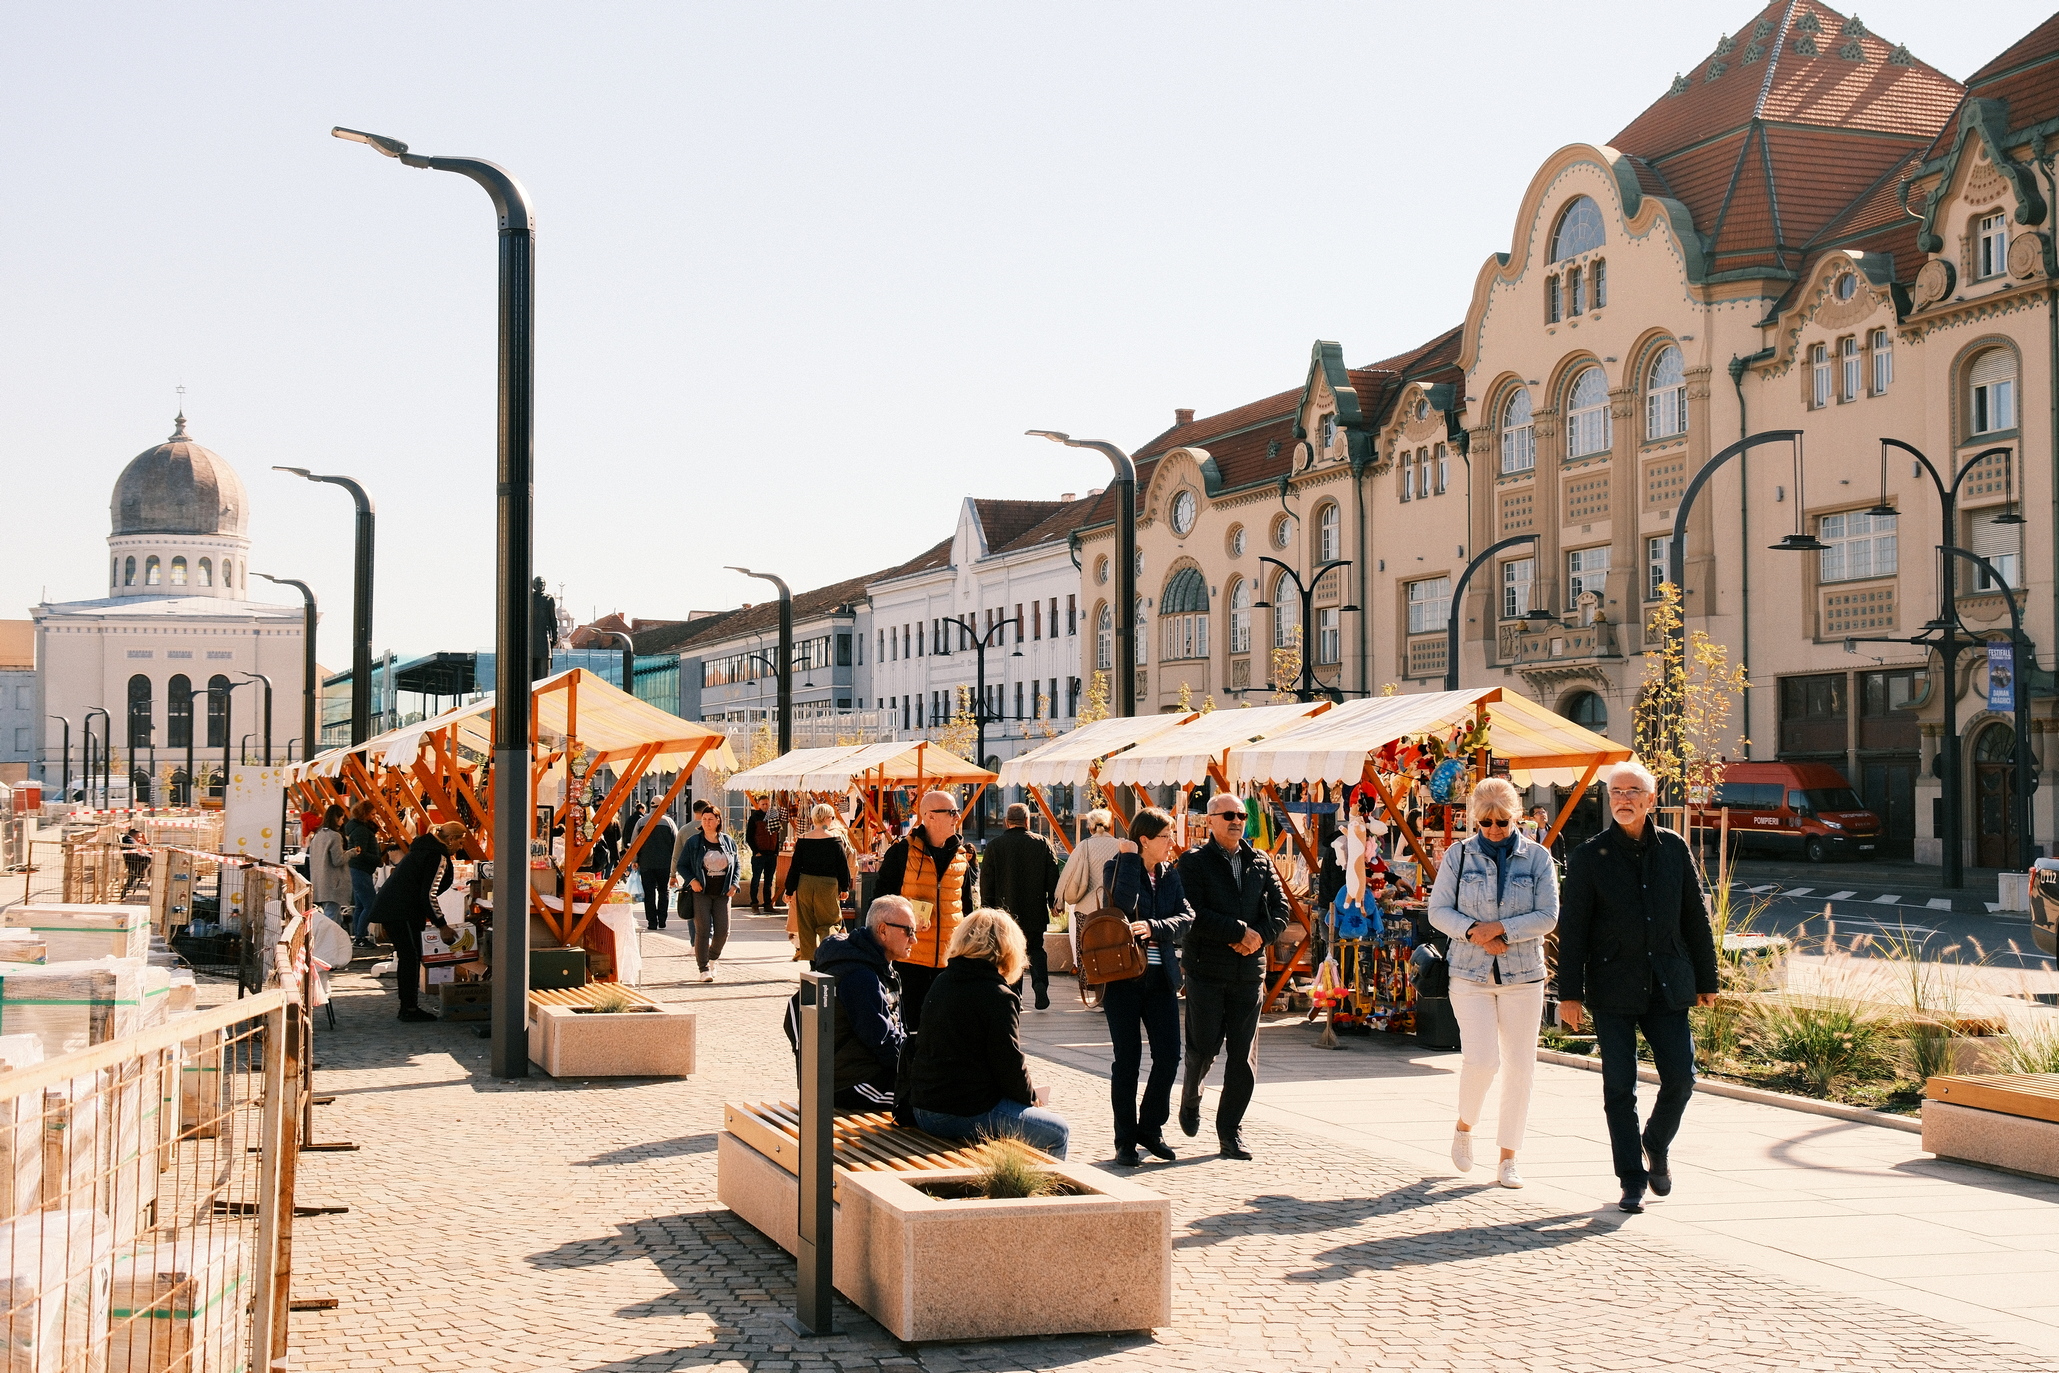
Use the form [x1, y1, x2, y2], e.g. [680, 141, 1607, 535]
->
[565, 739, 709, 945]
[1543, 755, 1604, 851]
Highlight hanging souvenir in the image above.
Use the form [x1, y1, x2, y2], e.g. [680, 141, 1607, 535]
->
[1429, 756, 1464, 803]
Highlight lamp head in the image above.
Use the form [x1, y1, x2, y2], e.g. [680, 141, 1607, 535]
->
[272, 466, 313, 480]
[1770, 533, 1830, 553]
[1340, 603, 1361, 614]
[1523, 608, 1559, 629]
[724, 565, 753, 577]
[1993, 509, 2028, 525]
[1025, 430, 1072, 446]
[1252, 599, 1272, 610]
[331, 127, 409, 159]
[1865, 501, 1899, 518]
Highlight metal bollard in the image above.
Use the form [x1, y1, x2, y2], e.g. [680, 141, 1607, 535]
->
[787, 970, 836, 1336]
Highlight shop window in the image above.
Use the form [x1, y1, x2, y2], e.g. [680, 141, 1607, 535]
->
[1819, 511, 1897, 582]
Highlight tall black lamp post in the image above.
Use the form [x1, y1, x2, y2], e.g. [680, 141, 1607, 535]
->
[83, 707, 111, 810]
[334, 125, 538, 1080]
[273, 467, 374, 746]
[240, 674, 274, 765]
[46, 717, 70, 803]
[1443, 535, 1557, 691]
[949, 615, 1024, 838]
[596, 630, 637, 699]
[255, 574, 319, 760]
[729, 569, 793, 755]
[1253, 557, 1357, 702]
[1027, 431, 1136, 717]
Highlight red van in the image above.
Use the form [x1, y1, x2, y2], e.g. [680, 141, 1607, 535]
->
[1690, 762, 1884, 862]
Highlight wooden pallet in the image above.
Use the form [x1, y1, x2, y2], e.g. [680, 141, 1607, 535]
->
[1925, 1074, 2059, 1124]
[724, 1100, 1054, 1182]
[527, 984, 657, 1009]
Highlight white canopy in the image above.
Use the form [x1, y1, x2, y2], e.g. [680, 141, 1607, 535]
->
[1093, 702, 1334, 789]
[1224, 687, 1632, 789]
[996, 713, 1199, 791]
[287, 668, 736, 782]
[724, 740, 994, 794]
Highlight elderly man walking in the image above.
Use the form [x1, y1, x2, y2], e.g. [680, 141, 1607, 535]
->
[874, 789, 979, 1033]
[1557, 761, 1719, 1213]
[1175, 792, 1289, 1160]
[980, 803, 1061, 1010]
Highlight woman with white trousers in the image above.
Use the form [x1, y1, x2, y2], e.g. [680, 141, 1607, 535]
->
[1427, 776, 1560, 1189]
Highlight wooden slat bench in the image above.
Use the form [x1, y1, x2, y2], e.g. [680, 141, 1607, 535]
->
[1923, 1073, 2059, 1178]
[528, 984, 657, 1010]
[723, 1100, 1054, 1187]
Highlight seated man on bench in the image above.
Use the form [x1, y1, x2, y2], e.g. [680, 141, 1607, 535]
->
[806, 895, 918, 1110]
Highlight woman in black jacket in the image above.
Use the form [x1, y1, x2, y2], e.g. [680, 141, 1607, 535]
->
[1101, 808, 1193, 1166]
[905, 909, 1070, 1158]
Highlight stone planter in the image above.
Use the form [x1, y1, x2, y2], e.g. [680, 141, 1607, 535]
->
[527, 1003, 695, 1077]
[1923, 1099, 2059, 1178]
[717, 1133, 1169, 1341]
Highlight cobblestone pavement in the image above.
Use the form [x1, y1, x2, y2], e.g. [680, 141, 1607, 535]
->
[283, 917, 2059, 1372]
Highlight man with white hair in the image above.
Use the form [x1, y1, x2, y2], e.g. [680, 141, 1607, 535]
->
[804, 895, 920, 1109]
[1557, 760, 1719, 1214]
[874, 789, 980, 1032]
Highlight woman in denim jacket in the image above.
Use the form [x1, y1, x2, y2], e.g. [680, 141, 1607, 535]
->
[1427, 776, 1560, 1189]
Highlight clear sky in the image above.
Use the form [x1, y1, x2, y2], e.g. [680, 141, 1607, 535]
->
[4, 2, 2050, 670]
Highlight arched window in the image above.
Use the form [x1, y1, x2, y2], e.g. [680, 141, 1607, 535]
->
[1316, 503, 1341, 562]
[145, 556, 161, 586]
[198, 558, 213, 587]
[1970, 348, 2018, 434]
[167, 674, 193, 749]
[1501, 390, 1535, 473]
[1564, 691, 1608, 729]
[127, 675, 153, 749]
[223, 559, 235, 590]
[206, 674, 231, 749]
[123, 557, 136, 587]
[110, 559, 117, 589]
[1551, 196, 1605, 261]
[1096, 604, 1112, 672]
[1645, 345, 1686, 439]
[170, 557, 187, 586]
[1228, 577, 1251, 654]
[1272, 572, 1301, 650]
[1566, 366, 1611, 458]
[1160, 568, 1209, 661]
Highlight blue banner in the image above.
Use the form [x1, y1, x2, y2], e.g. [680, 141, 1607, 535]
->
[1989, 642, 2016, 712]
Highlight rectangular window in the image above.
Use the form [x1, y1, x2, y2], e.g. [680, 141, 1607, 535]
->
[1547, 275, 1562, 324]
[1417, 448, 1432, 499]
[1567, 546, 1610, 607]
[1647, 535, 1673, 600]
[1502, 557, 1534, 619]
[1317, 607, 1341, 665]
[1811, 344, 1831, 409]
[915, 696, 925, 729]
[1974, 376, 2016, 433]
[1971, 503, 2022, 589]
[1067, 677, 1081, 716]
[1779, 673, 1848, 755]
[1398, 454, 1413, 502]
[1015, 604, 1024, 642]
[1433, 443, 1448, 495]
[1818, 510, 1897, 583]
[1979, 212, 2009, 279]
[836, 633, 851, 667]
[1033, 601, 1042, 640]
[1871, 329, 1892, 394]
[1858, 667, 1921, 751]
[1841, 336, 1860, 402]
[877, 630, 885, 663]
[901, 696, 910, 731]
[1014, 681, 1024, 719]
[1593, 258, 1607, 308]
[1567, 265, 1584, 316]
[1406, 577, 1451, 635]
[1067, 595, 1077, 634]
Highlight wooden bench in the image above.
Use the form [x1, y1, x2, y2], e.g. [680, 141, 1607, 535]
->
[722, 1101, 1052, 1188]
[1923, 1074, 2059, 1178]
[527, 984, 658, 1010]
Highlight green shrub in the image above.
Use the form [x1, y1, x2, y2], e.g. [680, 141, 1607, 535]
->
[1904, 1020, 1959, 1083]
[2002, 1020, 2059, 1075]
[969, 1136, 1058, 1199]
[1753, 999, 1893, 1096]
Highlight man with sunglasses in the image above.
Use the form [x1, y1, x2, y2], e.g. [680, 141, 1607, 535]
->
[1175, 792, 1290, 1159]
[805, 896, 919, 1110]
[874, 789, 981, 1032]
[1557, 761, 1719, 1214]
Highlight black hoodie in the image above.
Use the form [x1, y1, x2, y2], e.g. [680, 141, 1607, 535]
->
[813, 926, 905, 1091]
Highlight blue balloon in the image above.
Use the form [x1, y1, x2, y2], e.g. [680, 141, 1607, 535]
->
[1429, 757, 1463, 802]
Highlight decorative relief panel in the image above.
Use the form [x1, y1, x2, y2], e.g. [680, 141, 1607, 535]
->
[1644, 457, 1687, 510]
[1912, 259, 1956, 309]
[2010, 232, 2047, 281]
[1565, 471, 1610, 523]
[1963, 449, 2012, 502]
[1499, 488, 1536, 536]
[1405, 636, 1447, 679]
[1821, 583, 1895, 636]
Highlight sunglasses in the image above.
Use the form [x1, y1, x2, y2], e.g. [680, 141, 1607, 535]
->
[882, 923, 916, 935]
[1608, 788, 1652, 801]
[1476, 817, 1514, 828]
[925, 807, 960, 818]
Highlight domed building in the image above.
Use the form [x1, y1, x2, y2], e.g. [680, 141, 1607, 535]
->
[33, 415, 309, 802]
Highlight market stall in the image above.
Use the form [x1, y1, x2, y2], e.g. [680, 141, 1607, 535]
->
[285, 668, 735, 958]
[994, 712, 1199, 851]
[1222, 686, 1632, 1031]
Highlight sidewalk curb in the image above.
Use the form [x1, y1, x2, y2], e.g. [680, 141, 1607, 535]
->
[1535, 1047, 1922, 1134]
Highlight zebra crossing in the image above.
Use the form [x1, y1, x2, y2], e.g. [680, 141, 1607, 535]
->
[1721, 880, 2007, 916]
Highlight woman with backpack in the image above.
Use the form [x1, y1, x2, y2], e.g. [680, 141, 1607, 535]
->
[1056, 808, 1125, 1007]
[678, 806, 739, 982]
[1098, 807, 1193, 1166]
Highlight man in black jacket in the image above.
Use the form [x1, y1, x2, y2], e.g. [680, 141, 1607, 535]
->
[367, 821, 465, 1022]
[632, 804, 679, 931]
[980, 804, 1061, 1009]
[1557, 762, 1719, 1213]
[809, 896, 918, 1108]
[1174, 792, 1290, 1159]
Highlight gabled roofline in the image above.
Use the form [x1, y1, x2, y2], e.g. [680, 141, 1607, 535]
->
[1909, 98, 2049, 250]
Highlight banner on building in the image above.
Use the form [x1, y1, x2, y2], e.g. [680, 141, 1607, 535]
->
[1988, 642, 2016, 712]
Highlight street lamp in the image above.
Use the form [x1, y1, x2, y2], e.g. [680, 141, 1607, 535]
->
[254, 575, 319, 760]
[46, 717, 69, 803]
[594, 630, 637, 700]
[333, 125, 538, 1079]
[83, 706, 110, 810]
[949, 616, 1023, 839]
[169, 682, 203, 806]
[240, 673, 274, 765]
[1442, 535, 1556, 691]
[1253, 558, 1357, 702]
[1028, 431, 1136, 717]
[272, 467, 374, 746]
[728, 569, 793, 755]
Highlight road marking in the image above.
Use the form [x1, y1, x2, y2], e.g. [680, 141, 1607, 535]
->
[1828, 891, 1857, 900]
[1748, 884, 1778, 894]
[1870, 894, 1902, 905]
[1783, 887, 1814, 897]
[1925, 898, 1955, 911]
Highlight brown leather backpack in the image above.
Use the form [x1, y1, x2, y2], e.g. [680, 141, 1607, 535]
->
[1076, 907, 1147, 986]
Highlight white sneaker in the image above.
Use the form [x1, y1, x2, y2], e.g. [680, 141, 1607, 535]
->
[1450, 1128, 1474, 1174]
[1497, 1159, 1525, 1189]
[699, 967, 716, 983]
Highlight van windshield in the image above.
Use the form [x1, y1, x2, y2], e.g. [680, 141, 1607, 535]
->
[1802, 788, 1864, 812]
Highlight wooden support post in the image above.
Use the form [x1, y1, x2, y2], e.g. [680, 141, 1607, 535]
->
[565, 741, 709, 944]
[1360, 763, 1438, 883]
[1028, 786, 1072, 853]
[1542, 755, 1605, 851]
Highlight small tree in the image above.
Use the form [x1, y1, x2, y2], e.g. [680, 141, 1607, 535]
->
[934, 685, 980, 759]
[1270, 628, 1304, 703]
[1076, 671, 1111, 727]
[1633, 582, 1749, 804]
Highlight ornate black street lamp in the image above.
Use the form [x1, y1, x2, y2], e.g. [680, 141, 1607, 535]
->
[729, 569, 794, 755]
[1028, 431, 1136, 716]
[254, 574, 319, 760]
[1443, 535, 1556, 691]
[1253, 557, 1357, 702]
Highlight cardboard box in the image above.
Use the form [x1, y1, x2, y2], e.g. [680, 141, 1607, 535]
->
[438, 982, 492, 1022]
[4, 906, 150, 963]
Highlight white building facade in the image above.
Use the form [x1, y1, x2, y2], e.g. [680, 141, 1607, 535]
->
[32, 416, 309, 802]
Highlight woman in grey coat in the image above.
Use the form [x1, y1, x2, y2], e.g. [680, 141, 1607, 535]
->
[307, 804, 357, 928]
[1427, 776, 1560, 1190]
